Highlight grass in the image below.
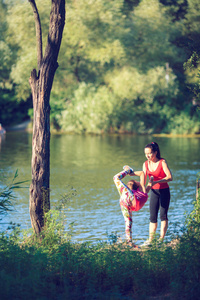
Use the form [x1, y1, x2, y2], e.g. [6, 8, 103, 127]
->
[0, 170, 28, 216]
[0, 207, 200, 300]
[0, 179, 200, 300]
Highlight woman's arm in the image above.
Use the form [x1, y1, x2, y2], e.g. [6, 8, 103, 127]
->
[123, 166, 146, 193]
[151, 159, 173, 186]
[133, 171, 146, 193]
[142, 162, 155, 193]
[143, 162, 147, 184]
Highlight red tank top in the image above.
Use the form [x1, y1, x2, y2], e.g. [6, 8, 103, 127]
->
[145, 159, 169, 190]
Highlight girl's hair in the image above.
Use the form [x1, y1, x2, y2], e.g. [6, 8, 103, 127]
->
[145, 142, 161, 159]
[127, 180, 138, 191]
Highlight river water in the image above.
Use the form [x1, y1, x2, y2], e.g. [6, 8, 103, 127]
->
[0, 132, 199, 244]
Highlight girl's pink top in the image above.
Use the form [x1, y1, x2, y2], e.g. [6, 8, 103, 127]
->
[113, 171, 148, 212]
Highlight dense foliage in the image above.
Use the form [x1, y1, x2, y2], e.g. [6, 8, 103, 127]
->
[0, 0, 200, 133]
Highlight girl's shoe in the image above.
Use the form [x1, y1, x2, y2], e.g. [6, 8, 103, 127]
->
[132, 244, 140, 249]
[123, 165, 134, 174]
[127, 242, 140, 249]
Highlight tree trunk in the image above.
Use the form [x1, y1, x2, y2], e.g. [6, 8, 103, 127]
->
[29, 0, 65, 234]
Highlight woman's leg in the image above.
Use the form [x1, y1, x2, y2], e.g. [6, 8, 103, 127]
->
[149, 189, 160, 241]
[159, 188, 170, 240]
[149, 222, 158, 242]
[120, 204, 132, 243]
[160, 220, 168, 239]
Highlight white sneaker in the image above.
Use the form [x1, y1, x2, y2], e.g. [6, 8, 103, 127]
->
[123, 165, 134, 174]
[140, 240, 151, 247]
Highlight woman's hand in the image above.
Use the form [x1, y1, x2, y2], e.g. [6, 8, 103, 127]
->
[146, 176, 154, 193]
[149, 176, 154, 185]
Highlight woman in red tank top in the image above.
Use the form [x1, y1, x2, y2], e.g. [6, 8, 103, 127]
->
[141, 142, 173, 247]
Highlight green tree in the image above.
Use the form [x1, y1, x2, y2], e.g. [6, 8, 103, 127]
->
[4, 0, 198, 134]
[60, 0, 184, 133]
[159, 0, 188, 21]
[183, 0, 200, 86]
[0, 0, 31, 127]
[0, 0, 17, 87]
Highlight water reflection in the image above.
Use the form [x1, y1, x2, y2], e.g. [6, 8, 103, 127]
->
[0, 132, 199, 243]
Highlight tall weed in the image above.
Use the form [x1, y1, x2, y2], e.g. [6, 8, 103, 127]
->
[0, 176, 200, 299]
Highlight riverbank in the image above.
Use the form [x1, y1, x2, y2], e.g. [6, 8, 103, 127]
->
[3, 119, 200, 138]
[4, 120, 31, 132]
[153, 133, 200, 138]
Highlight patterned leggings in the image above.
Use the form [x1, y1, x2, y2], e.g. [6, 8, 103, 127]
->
[120, 203, 133, 242]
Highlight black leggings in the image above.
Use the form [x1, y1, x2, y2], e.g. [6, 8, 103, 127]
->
[149, 188, 170, 223]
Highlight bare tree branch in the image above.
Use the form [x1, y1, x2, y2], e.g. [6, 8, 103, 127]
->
[29, 0, 43, 71]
